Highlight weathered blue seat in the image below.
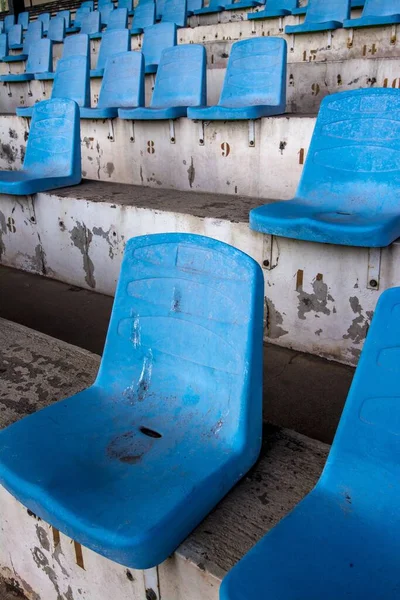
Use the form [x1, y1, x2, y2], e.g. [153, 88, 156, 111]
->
[17, 11, 29, 30]
[0, 232, 263, 569]
[47, 16, 66, 42]
[81, 51, 144, 118]
[292, 0, 363, 14]
[0, 33, 8, 59]
[80, 10, 102, 38]
[224, 0, 264, 12]
[100, 3, 115, 26]
[119, 44, 206, 120]
[119, 0, 134, 16]
[35, 33, 89, 81]
[221, 284, 400, 600]
[0, 98, 81, 194]
[0, 38, 52, 82]
[188, 37, 286, 121]
[4, 15, 15, 33]
[18, 52, 90, 117]
[107, 7, 128, 29]
[193, 0, 227, 15]
[6, 24, 23, 51]
[130, 1, 156, 34]
[250, 88, 400, 247]
[38, 12, 50, 33]
[344, 0, 400, 28]
[141, 22, 177, 74]
[248, 0, 297, 20]
[4, 20, 42, 60]
[161, 0, 187, 27]
[72, 5, 91, 30]
[58, 9, 73, 28]
[90, 28, 130, 77]
[286, 0, 350, 33]
[81, 0, 94, 10]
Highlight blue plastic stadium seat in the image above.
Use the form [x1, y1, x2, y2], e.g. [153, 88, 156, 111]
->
[38, 12, 50, 33]
[90, 28, 130, 77]
[141, 22, 177, 74]
[81, 0, 94, 10]
[71, 5, 91, 29]
[250, 88, 400, 247]
[5, 20, 43, 60]
[293, 0, 363, 14]
[286, 0, 350, 32]
[48, 17, 66, 42]
[17, 11, 29, 30]
[0, 232, 263, 569]
[224, 0, 263, 12]
[4, 15, 15, 33]
[248, 0, 297, 20]
[119, 44, 206, 120]
[107, 7, 128, 28]
[100, 3, 115, 26]
[36, 33, 89, 81]
[0, 33, 8, 60]
[81, 51, 144, 118]
[188, 37, 286, 121]
[193, 0, 227, 15]
[18, 51, 90, 117]
[6, 24, 23, 51]
[118, 0, 134, 16]
[0, 38, 52, 82]
[58, 9, 72, 27]
[80, 10, 102, 38]
[0, 98, 80, 194]
[344, 0, 400, 28]
[130, 1, 156, 34]
[161, 0, 187, 26]
[221, 284, 400, 600]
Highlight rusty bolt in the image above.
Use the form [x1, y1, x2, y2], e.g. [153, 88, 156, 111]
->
[369, 279, 378, 288]
[263, 259, 270, 268]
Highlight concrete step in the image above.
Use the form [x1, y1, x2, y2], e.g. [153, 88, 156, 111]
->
[0, 317, 330, 600]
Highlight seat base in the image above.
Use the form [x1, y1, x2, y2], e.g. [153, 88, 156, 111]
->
[193, 5, 224, 14]
[2, 54, 28, 63]
[90, 68, 105, 78]
[285, 20, 343, 33]
[89, 32, 102, 39]
[0, 73, 34, 82]
[187, 104, 285, 120]
[145, 63, 158, 74]
[0, 169, 81, 195]
[118, 106, 188, 119]
[250, 199, 400, 247]
[34, 72, 55, 80]
[130, 26, 144, 34]
[16, 106, 33, 117]
[66, 26, 80, 33]
[224, 0, 263, 10]
[80, 106, 118, 118]
[248, 8, 291, 18]
[343, 14, 400, 28]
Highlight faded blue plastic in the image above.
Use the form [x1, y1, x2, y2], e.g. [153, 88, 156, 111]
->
[48, 17, 66, 42]
[81, 51, 144, 118]
[107, 8, 128, 29]
[156, 0, 165, 20]
[81, 1, 94, 10]
[141, 22, 177, 74]
[0, 22, 4, 34]
[38, 12, 50, 33]
[250, 88, 400, 247]
[224, 0, 264, 13]
[7, 24, 22, 50]
[119, 0, 134, 15]
[0, 38, 52, 82]
[119, 44, 206, 120]
[0, 34, 8, 59]
[80, 10, 101, 37]
[17, 11, 29, 29]
[100, 3, 115, 26]
[344, 0, 400, 28]
[221, 285, 400, 600]
[0, 98, 81, 194]
[286, 0, 350, 33]
[4, 15, 15, 33]
[161, 0, 187, 27]
[248, 0, 297, 20]
[293, 0, 364, 14]
[188, 37, 286, 121]
[193, 0, 227, 16]
[90, 28, 130, 77]
[0, 232, 263, 569]
[187, 0, 203, 14]
[58, 9, 72, 27]
[62, 32, 90, 59]
[130, 1, 155, 34]
[22, 20, 44, 55]
[73, 6, 91, 27]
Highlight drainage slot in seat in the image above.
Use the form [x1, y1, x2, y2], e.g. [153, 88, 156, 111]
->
[139, 426, 162, 439]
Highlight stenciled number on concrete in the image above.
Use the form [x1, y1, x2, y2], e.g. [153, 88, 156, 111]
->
[7, 217, 16, 233]
[221, 142, 230, 157]
[147, 140, 155, 154]
[311, 83, 320, 96]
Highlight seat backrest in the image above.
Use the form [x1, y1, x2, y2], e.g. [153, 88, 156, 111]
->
[100, 3, 115, 24]
[48, 17, 66, 42]
[131, 1, 155, 30]
[58, 10, 71, 27]
[62, 33, 90, 59]
[38, 12, 50, 32]
[142, 22, 177, 70]
[8, 24, 22, 48]
[26, 38, 52, 74]
[52, 54, 90, 107]
[305, 0, 350, 23]
[80, 10, 101, 34]
[74, 5, 91, 26]
[24, 98, 81, 179]
[0, 33, 9, 59]
[107, 7, 128, 28]
[98, 0, 111, 6]
[98, 51, 144, 108]
[81, 0, 94, 10]
[96, 28, 130, 70]
[23, 20, 43, 54]
[362, 0, 400, 17]
[4, 15, 15, 33]
[118, 0, 133, 11]
[156, 0, 165, 19]
[219, 37, 286, 111]
[17, 11, 29, 30]
[322, 287, 400, 498]
[151, 44, 206, 108]
[187, 0, 202, 11]
[296, 89, 400, 209]
[97, 233, 264, 445]
[161, 0, 187, 26]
